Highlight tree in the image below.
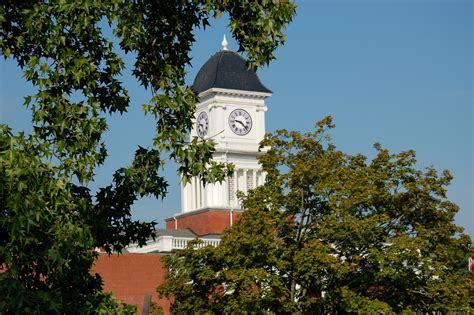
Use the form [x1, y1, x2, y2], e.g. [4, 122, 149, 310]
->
[0, 1, 296, 313]
[159, 117, 473, 313]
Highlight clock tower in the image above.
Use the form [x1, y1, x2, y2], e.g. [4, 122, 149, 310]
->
[165, 36, 272, 235]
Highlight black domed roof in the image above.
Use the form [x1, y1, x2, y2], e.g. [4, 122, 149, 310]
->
[193, 50, 272, 94]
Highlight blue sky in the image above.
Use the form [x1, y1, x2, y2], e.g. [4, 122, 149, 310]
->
[1, 0, 472, 237]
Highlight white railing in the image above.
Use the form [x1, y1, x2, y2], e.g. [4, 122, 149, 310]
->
[126, 236, 221, 253]
[172, 237, 220, 249]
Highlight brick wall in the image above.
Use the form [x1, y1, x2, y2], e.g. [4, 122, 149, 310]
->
[165, 209, 241, 235]
[92, 253, 170, 314]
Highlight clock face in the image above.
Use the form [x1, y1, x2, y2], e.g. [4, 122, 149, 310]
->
[229, 109, 252, 136]
[196, 111, 209, 138]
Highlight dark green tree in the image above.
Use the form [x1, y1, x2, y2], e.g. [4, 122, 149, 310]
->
[0, 1, 296, 313]
[159, 117, 473, 314]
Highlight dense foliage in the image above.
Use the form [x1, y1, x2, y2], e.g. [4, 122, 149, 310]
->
[159, 117, 473, 313]
[0, 1, 296, 313]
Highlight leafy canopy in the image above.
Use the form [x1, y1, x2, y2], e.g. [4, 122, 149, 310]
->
[0, 1, 296, 313]
[159, 117, 473, 314]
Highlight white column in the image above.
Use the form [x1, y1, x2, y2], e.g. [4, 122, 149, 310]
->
[188, 182, 193, 211]
[198, 178, 202, 208]
[208, 182, 215, 208]
[181, 182, 186, 212]
[243, 169, 248, 195]
[201, 180, 206, 209]
[233, 170, 238, 207]
[222, 178, 228, 207]
[193, 177, 198, 210]
[252, 169, 257, 189]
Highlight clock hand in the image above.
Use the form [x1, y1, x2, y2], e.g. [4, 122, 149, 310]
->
[198, 123, 205, 133]
[235, 119, 246, 128]
[237, 120, 249, 130]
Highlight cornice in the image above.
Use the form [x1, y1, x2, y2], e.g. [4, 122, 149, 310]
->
[198, 87, 272, 102]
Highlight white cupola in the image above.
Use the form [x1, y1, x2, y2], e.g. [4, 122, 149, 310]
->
[181, 38, 272, 214]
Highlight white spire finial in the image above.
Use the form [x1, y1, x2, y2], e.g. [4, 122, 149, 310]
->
[221, 34, 228, 51]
